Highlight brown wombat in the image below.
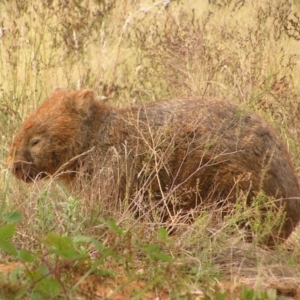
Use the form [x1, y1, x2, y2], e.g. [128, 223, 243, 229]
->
[7, 89, 300, 245]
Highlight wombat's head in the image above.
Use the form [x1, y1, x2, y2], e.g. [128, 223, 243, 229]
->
[7, 89, 95, 182]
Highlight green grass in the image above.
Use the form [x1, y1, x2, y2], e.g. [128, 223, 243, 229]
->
[1, 0, 300, 299]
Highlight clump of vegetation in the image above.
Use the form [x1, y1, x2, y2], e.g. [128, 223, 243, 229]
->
[1, 0, 300, 298]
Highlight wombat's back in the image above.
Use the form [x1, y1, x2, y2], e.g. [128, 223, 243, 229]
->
[116, 97, 300, 245]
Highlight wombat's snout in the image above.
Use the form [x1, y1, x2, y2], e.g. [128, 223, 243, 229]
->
[8, 159, 40, 183]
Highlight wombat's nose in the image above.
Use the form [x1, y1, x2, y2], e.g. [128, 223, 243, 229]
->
[11, 163, 19, 174]
[8, 161, 27, 181]
[8, 161, 23, 177]
[9, 162, 19, 175]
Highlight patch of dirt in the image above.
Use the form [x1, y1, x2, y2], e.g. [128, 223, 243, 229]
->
[76, 274, 169, 299]
[1, 261, 300, 299]
[0, 262, 20, 273]
[0, 262, 170, 299]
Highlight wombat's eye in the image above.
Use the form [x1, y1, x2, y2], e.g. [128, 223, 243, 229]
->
[30, 139, 40, 147]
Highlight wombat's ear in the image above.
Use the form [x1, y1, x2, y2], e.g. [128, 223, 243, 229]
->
[50, 87, 66, 97]
[72, 89, 94, 116]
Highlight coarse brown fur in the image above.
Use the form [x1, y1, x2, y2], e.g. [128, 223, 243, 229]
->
[7, 89, 300, 246]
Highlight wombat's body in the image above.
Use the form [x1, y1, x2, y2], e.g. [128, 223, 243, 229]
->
[8, 89, 300, 245]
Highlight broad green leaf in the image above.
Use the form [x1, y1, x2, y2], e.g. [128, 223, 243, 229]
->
[3, 211, 21, 223]
[38, 265, 49, 276]
[0, 239, 18, 256]
[30, 293, 43, 300]
[0, 224, 16, 239]
[44, 233, 79, 259]
[52, 246, 80, 259]
[18, 249, 34, 262]
[9, 266, 24, 283]
[44, 233, 72, 248]
[34, 277, 61, 297]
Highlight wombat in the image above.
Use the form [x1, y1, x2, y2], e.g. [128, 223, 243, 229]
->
[7, 89, 300, 246]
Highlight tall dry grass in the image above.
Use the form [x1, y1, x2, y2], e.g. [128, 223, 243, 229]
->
[1, 0, 300, 298]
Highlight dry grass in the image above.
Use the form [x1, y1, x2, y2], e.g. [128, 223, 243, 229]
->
[1, 0, 300, 299]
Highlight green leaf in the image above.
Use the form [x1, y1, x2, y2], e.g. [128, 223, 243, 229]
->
[92, 239, 116, 258]
[150, 252, 173, 262]
[216, 292, 227, 300]
[18, 249, 34, 262]
[241, 286, 255, 299]
[157, 227, 169, 241]
[44, 233, 79, 259]
[142, 244, 173, 262]
[34, 276, 61, 297]
[3, 211, 21, 222]
[38, 265, 49, 276]
[142, 244, 160, 253]
[73, 235, 93, 243]
[266, 289, 277, 300]
[37, 190, 48, 204]
[0, 224, 16, 239]
[30, 293, 43, 300]
[9, 266, 24, 283]
[0, 239, 18, 256]
[106, 219, 124, 235]
[0, 224, 18, 258]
